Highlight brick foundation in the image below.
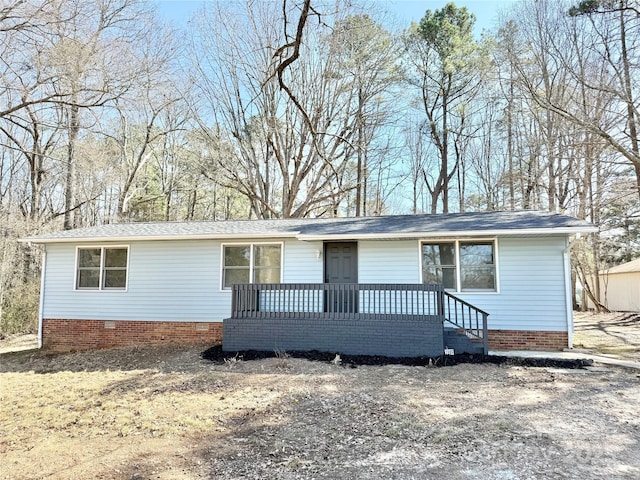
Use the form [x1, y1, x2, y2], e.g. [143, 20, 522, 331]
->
[488, 329, 568, 351]
[42, 319, 223, 352]
[41, 319, 568, 353]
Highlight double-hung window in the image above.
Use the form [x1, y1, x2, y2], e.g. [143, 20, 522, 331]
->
[76, 246, 128, 290]
[222, 243, 282, 289]
[422, 240, 496, 292]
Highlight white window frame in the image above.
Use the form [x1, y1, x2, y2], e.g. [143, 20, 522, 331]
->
[74, 245, 130, 292]
[220, 242, 283, 291]
[419, 238, 499, 294]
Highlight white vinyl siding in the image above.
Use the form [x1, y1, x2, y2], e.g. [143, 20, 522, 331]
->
[359, 237, 567, 332]
[282, 239, 323, 282]
[358, 240, 420, 283]
[45, 241, 224, 322]
[455, 237, 568, 331]
[42, 238, 323, 323]
[41, 236, 568, 332]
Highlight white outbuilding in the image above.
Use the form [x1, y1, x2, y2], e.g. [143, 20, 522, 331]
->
[598, 258, 640, 312]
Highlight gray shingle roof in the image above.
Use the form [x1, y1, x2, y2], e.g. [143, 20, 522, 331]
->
[21, 211, 596, 243]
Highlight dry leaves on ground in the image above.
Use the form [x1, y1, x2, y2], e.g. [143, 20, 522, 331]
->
[1, 339, 639, 480]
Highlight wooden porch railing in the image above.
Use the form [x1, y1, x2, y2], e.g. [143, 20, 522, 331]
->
[230, 283, 488, 353]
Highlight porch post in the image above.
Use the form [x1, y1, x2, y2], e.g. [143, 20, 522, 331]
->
[482, 312, 489, 355]
[231, 284, 237, 317]
[437, 288, 445, 317]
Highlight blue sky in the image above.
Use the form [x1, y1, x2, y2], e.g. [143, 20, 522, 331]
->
[155, 0, 520, 34]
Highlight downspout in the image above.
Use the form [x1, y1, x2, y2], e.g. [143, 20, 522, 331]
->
[37, 246, 46, 349]
[563, 235, 579, 349]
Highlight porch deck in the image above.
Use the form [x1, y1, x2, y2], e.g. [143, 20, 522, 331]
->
[223, 283, 488, 357]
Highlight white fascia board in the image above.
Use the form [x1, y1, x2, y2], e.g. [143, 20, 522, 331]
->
[295, 226, 598, 241]
[19, 232, 301, 244]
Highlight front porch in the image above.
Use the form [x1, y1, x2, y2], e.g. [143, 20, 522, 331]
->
[223, 283, 488, 357]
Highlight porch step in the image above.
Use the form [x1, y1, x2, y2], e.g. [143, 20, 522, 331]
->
[444, 328, 485, 355]
[453, 328, 484, 342]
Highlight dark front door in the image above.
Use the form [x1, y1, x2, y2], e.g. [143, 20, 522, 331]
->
[324, 242, 358, 313]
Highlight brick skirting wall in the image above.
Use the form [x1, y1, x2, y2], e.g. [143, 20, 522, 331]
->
[42, 319, 223, 352]
[488, 329, 568, 351]
[223, 316, 445, 358]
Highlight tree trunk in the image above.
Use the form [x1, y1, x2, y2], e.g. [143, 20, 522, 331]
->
[63, 102, 79, 230]
[355, 87, 363, 216]
[507, 78, 515, 210]
[618, 7, 640, 199]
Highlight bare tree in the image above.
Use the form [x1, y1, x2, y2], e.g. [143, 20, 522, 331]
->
[403, 118, 430, 214]
[189, 0, 368, 219]
[496, 0, 636, 308]
[327, 14, 402, 216]
[48, 0, 154, 228]
[98, 19, 187, 221]
[518, 0, 640, 199]
[0, 0, 80, 119]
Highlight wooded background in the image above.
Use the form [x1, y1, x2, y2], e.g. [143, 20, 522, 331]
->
[1, 0, 638, 333]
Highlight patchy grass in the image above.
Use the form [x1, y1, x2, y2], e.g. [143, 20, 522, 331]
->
[1, 342, 640, 479]
[0, 333, 36, 354]
[573, 311, 640, 360]
[0, 313, 639, 479]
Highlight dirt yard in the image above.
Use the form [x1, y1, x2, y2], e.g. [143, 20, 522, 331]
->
[1, 313, 639, 480]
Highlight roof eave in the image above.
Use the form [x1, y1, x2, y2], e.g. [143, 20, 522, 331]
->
[19, 231, 301, 244]
[295, 226, 598, 241]
[19, 225, 598, 244]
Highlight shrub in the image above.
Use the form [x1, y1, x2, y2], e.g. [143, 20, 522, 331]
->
[1, 280, 40, 334]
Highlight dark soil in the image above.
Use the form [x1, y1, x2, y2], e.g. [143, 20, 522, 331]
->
[201, 345, 593, 369]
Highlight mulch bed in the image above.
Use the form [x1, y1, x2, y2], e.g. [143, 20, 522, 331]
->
[201, 345, 593, 369]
